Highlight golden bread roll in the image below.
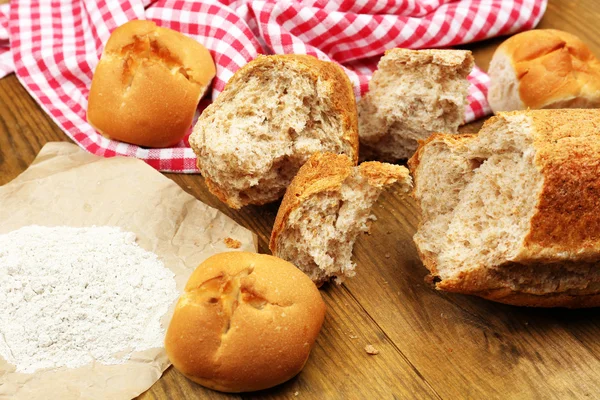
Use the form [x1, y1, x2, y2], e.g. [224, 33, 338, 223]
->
[164, 252, 326, 392]
[488, 29, 600, 112]
[87, 20, 216, 148]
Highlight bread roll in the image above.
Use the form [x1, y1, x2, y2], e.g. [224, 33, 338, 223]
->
[87, 20, 216, 148]
[164, 252, 326, 392]
[408, 109, 600, 308]
[358, 48, 473, 161]
[189, 54, 359, 209]
[270, 152, 411, 285]
[488, 29, 600, 113]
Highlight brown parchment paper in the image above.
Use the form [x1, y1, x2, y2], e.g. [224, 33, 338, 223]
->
[0, 143, 257, 400]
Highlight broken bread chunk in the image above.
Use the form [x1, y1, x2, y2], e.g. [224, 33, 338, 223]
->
[358, 48, 473, 161]
[270, 152, 412, 285]
[409, 109, 600, 308]
[190, 54, 359, 209]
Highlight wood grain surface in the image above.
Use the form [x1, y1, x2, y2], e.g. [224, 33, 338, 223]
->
[2, 1, 600, 399]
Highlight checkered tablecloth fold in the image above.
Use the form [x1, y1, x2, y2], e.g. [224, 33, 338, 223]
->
[0, 0, 547, 172]
[0, 4, 11, 77]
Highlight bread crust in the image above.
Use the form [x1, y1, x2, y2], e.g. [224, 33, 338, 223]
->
[409, 109, 600, 307]
[87, 20, 216, 148]
[164, 252, 326, 392]
[479, 292, 600, 308]
[521, 110, 600, 260]
[439, 283, 600, 308]
[488, 29, 600, 111]
[435, 263, 600, 308]
[270, 152, 409, 285]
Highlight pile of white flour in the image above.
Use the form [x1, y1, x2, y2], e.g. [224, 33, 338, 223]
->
[0, 225, 179, 373]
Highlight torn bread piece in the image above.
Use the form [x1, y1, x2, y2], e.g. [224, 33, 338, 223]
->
[358, 48, 473, 161]
[190, 54, 359, 209]
[270, 152, 412, 285]
[409, 109, 600, 308]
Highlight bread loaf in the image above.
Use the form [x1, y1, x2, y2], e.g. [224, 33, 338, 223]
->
[189, 55, 359, 209]
[165, 252, 326, 392]
[270, 152, 411, 285]
[87, 20, 216, 148]
[409, 109, 600, 308]
[488, 29, 600, 112]
[358, 48, 473, 161]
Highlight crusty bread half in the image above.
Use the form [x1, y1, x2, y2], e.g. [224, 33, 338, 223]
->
[189, 55, 359, 209]
[358, 48, 473, 161]
[165, 252, 325, 393]
[87, 20, 216, 148]
[409, 109, 600, 308]
[270, 152, 411, 285]
[488, 29, 600, 113]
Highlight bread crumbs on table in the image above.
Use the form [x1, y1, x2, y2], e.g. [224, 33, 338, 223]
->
[224, 237, 241, 249]
[365, 344, 379, 355]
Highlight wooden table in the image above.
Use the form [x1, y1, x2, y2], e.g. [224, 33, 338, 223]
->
[2, 1, 600, 398]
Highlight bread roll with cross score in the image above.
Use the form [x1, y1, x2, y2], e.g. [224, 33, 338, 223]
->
[165, 252, 326, 393]
[87, 20, 216, 148]
[487, 29, 600, 112]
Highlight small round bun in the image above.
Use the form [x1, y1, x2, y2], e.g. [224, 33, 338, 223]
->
[164, 252, 326, 393]
[87, 20, 216, 148]
[488, 29, 600, 113]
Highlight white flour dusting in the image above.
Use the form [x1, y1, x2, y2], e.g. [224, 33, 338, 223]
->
[0, 225, 179, 373]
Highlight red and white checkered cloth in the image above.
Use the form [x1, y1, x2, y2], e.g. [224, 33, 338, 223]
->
[2, 0, 546, 172]
[0, 4, 11, 77]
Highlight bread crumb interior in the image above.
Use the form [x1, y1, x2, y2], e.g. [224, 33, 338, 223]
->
[359, 52, 471, 160]
[414, 115, 544, 279]
[193, 66, 351, 207]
